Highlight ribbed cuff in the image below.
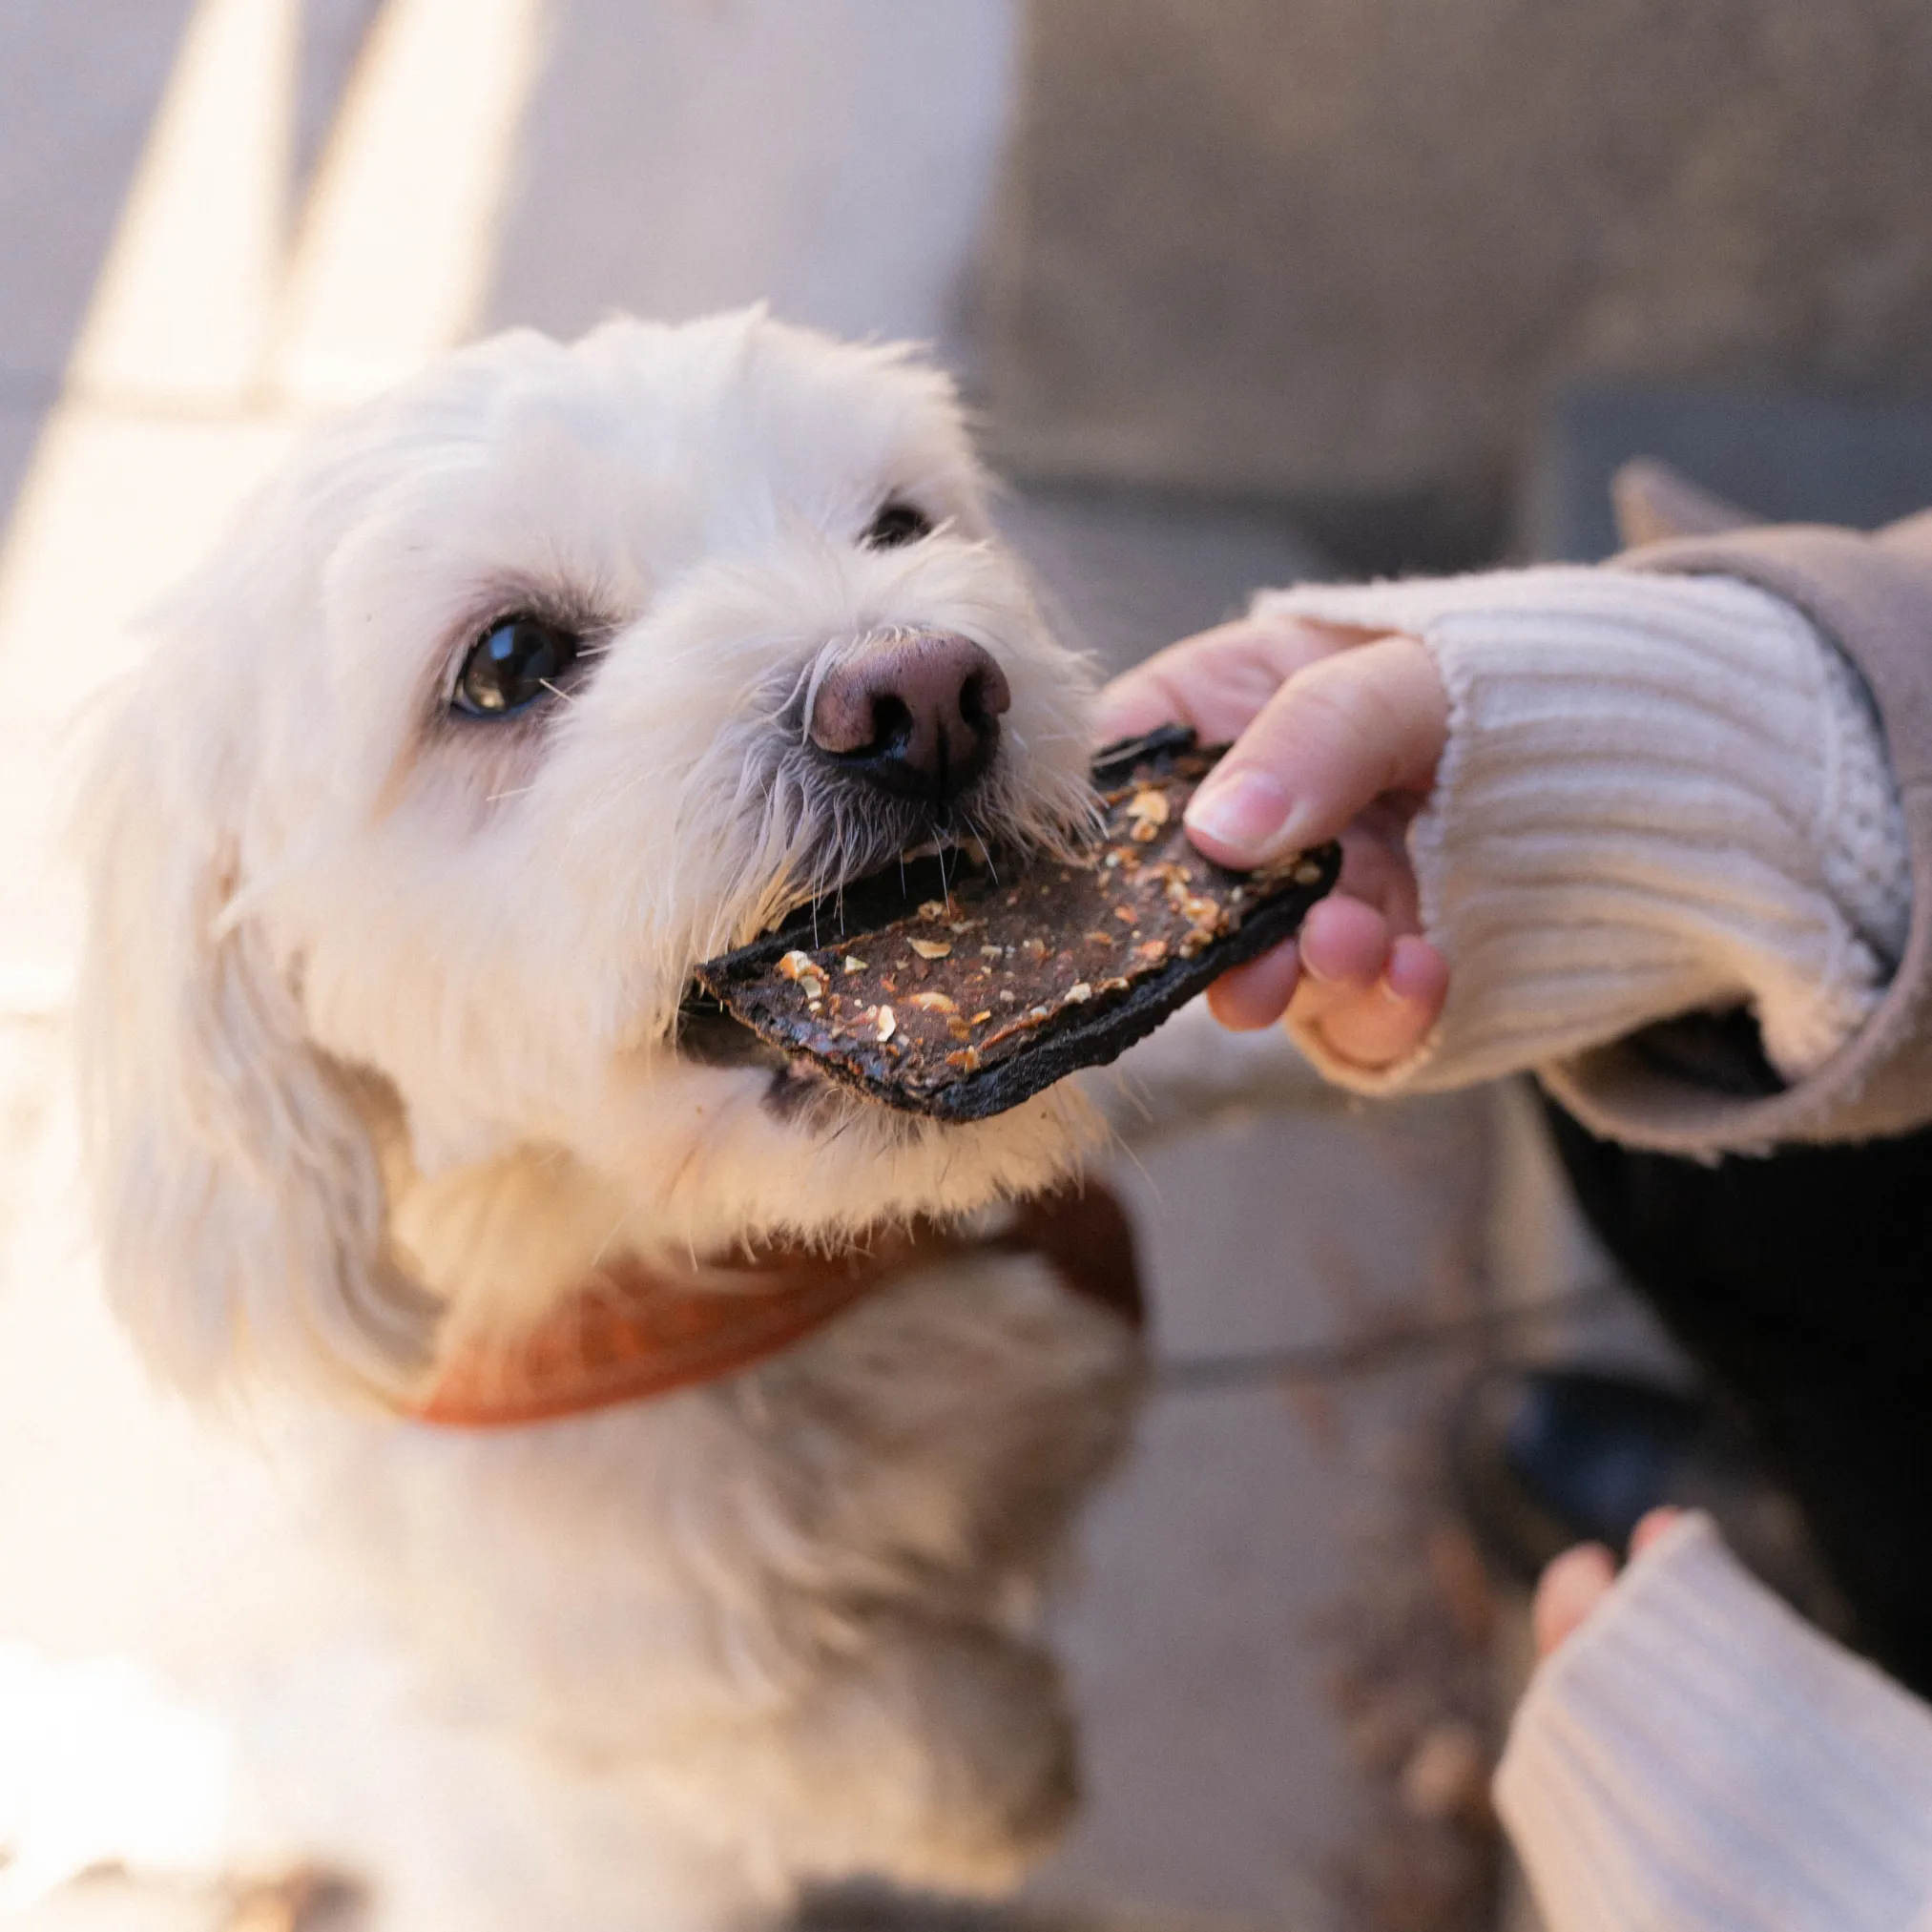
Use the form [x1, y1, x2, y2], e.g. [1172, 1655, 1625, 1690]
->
[1252, 571, 1906, 1095]
[1497, 1514, 1932, 1932]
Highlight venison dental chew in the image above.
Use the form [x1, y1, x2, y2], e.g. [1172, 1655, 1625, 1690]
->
[690, 728, 1340, 1122]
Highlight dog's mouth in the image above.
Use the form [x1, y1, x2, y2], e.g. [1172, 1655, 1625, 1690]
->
[674, 834, 1004, 1118]
[673, 989, 837, 1126]
[680, 728, 1342, 1126]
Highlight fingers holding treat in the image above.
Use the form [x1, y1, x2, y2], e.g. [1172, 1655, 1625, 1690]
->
[1095, 620, 1448, 1075]
[1092, 615, 1381, 746]
[1201, 892, 1391, 1033]
[1294, 919, 1448, 1070]
[1206, 887, 1447, 1070]
[1202, 937, 1302, 1031]
[1180, 634, 1447, 870]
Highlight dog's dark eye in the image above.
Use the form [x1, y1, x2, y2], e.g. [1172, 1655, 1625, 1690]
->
[451, 615, 581, 717]
[862, 501, 933, 550]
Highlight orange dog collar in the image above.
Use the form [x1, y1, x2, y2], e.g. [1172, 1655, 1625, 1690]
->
[408, 1181, 1141, 1428]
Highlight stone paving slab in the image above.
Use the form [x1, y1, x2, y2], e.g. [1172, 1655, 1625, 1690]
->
[982, 0, 1932, 539]
[1036, 1383, 1376, 1927]
[482, 0, 1018, 377]
[993, 488, 1328, 681]
[0, 0, 195, 395]
[1522, 382, 1932, 562]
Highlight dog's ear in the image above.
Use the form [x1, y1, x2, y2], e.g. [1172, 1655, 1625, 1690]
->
[73, 652, 438, 1407]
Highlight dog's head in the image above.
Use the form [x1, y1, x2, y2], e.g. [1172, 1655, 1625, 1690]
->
[76, 311, 1104, 1402]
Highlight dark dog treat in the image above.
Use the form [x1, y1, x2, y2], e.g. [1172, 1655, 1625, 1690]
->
[689, 727, 1340, 1122]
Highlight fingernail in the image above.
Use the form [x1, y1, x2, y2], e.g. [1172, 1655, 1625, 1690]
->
[1184, 769, 1295, 860]
[1381, 953, 1427, 1003]
[1383, 936, 1446, 1008]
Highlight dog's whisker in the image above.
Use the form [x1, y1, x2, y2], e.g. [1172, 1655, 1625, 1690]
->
[587, 1204, 634, 1271]
[961, 808, 1001, 885]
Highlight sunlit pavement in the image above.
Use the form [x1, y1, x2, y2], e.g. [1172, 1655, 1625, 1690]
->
[0, 9, 1571, 1929]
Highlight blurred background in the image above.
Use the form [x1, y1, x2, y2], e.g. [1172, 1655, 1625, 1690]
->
[2, 4, 1931, 1929]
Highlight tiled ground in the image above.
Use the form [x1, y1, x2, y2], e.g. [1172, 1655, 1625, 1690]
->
[0, 9, 1541, 1929]
[1037, 1092, 1498, 1930]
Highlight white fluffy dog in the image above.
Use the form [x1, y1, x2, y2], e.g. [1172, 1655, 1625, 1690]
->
[74, 310, 1150, 1932]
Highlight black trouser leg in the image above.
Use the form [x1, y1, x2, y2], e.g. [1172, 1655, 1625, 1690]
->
[1545, 1098, 1932, 1697]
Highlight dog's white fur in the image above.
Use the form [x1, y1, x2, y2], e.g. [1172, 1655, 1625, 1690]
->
[74, 311, 1145, 1931]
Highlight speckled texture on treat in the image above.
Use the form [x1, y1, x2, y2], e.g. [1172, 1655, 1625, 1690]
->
[690, 731, 1340, 1121]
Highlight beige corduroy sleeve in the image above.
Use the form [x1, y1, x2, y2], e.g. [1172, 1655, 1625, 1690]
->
[1250, 568, 1910, 1104]
[1496, 1513, 1932, 1932]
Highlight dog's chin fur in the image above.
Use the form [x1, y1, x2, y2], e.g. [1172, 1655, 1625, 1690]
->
[73, 310, 1143, 1929]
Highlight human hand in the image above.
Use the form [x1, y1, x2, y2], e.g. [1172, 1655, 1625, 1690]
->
[1094, 613, 1451, 1070]
[1531, 1507, 1684, 1659]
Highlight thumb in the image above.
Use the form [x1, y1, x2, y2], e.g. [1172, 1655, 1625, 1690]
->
[1182, 634, 1447, 867]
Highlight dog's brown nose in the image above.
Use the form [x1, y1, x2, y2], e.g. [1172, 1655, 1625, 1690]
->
[808, 632, 1011, 804]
